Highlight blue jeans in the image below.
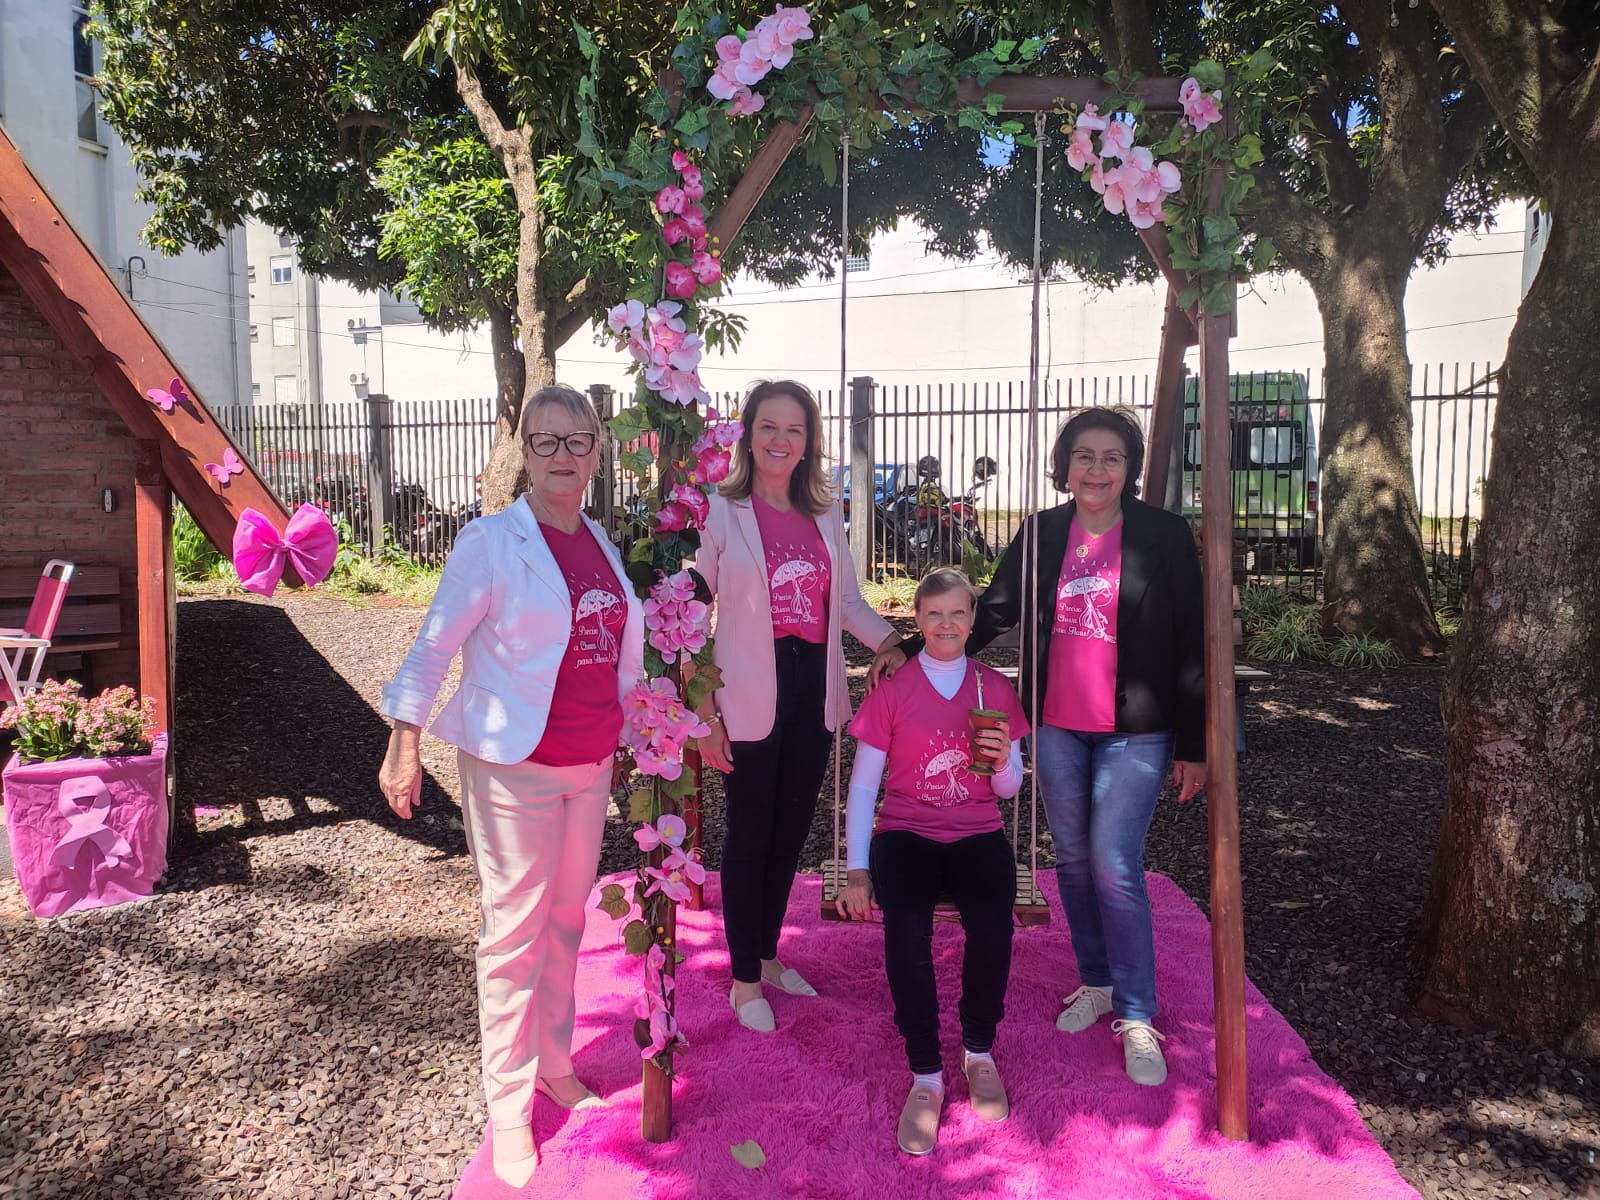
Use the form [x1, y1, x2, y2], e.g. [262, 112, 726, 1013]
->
[1034, 725, 1174, 1022]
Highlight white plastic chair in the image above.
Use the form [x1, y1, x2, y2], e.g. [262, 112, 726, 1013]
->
[0, 560, 75, 705]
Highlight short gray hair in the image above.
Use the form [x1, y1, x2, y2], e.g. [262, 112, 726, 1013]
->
[519, 385, 601, 439]
[915, 567, 979, 611]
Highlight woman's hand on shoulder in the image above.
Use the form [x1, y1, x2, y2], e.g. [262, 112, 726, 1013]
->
[866, 639, 908, 693]
[1172, 760, 1207, 803]
[837, 869, 875, 921]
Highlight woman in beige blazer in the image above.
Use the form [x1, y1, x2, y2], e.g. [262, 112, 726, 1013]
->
[693, 380, 903, 1033]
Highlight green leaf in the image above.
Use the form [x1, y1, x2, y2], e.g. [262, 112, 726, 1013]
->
[674, 107, 709, 137]
[1189, 59, 1225, 92]
[572, 22, 596, 62]
[596, 883, 631, 920]
[730, 1140, 767, 1170]
[992, 39, 1016, 62]
[610, 404, 651, 443]
[620, 445, 655, 476]
[661, 769, 698, 801]
[627, 786, 655, 822]
[1252, 236, 1278, 271]
[1202, 214, 1240, 244]
[1241, 48, 1276, 85]
[623, 919, 653, 956]
[576, 121, 601, 161]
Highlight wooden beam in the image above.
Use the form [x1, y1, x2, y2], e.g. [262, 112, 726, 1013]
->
[1196, 137, 1249, 1138]
[0, 127, 290, 561]
[133, 441, 173, 736]
[1144, 285, 1196, 508]
[706, 105, 816, 258]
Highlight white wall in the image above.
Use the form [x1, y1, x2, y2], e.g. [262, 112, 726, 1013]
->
[0, 0, 250, 409]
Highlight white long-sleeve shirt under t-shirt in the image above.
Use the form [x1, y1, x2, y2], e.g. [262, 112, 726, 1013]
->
[845, 652, 1025, 870]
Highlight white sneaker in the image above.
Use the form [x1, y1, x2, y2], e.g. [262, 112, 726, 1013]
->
[1056, 985, 1113, 1033]
[1111, 1018, 1168, 1086]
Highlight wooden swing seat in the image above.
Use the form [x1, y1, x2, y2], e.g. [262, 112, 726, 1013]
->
[818, 858, 1052, 927]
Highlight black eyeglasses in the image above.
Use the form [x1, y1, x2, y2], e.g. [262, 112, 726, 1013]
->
[525, 431, 598, 458]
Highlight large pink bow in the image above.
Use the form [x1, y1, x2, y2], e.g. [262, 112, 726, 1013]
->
[49, 777, 134, 871]
[233, 504, 338, 596]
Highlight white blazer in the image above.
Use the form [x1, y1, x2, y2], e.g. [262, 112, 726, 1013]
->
[381, 499, 645, 764]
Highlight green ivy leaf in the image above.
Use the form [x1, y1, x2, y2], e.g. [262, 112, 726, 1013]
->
[1252, 236, 1278, 271]
[610, 405, 651, 443]
[1189, 59, 1225, 92]
[674, 107, 709, 137]
[596, 883, 631, 920]
[661, 769, 697, 801]
[991, 39, 1016, 62]
[620, 445, 655, 476]
[627, 787, 655, 822]
[623, 919, 653, 956]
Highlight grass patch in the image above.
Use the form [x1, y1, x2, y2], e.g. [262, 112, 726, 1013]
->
[862, 575, 917, 612]
[1238, 583, 1293, 634]
[1247, 605, 1326, 664]
[1326, 634, 1404, 668]
[323, 539, 442, 605]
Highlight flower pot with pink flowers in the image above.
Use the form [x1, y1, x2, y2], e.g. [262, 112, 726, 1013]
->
[1, 680, 169, 917]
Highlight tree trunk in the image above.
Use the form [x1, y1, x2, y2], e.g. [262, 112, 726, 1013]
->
[1311, 238, 1445, 656]
[1415, 194, 1600, 1057]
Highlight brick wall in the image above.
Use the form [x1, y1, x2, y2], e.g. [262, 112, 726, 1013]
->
[0, 264, 141, 690]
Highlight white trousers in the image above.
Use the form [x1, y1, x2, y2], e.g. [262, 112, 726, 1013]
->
[457, 749, 611, 1132]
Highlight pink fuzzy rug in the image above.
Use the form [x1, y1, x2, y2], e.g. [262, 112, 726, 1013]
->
[453, 872, 1417, 1200]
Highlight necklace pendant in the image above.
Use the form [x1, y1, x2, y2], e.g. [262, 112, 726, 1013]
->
[1075, 544, 1089, 559]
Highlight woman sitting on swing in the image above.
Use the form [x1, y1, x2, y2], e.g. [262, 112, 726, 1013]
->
[838, 567, 1030, 1156]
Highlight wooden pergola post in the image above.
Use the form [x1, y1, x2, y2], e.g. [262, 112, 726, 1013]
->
[654, 72, 1249, 1144]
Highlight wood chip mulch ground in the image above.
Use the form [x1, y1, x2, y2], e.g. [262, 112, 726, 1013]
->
[0, 592, 1595, 1199]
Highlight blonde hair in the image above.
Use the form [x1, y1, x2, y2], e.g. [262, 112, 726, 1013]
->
[718, 379, 834, 517]
[914, 567, 980, 612]
[519, 385, 601, 439]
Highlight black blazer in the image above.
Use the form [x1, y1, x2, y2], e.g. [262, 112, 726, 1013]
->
[909, 497, 1206, 761]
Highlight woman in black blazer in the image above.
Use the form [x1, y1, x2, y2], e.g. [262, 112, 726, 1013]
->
[878, 408, 1204, 1087]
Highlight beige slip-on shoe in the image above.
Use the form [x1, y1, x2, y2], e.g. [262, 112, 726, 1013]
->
[760, 964, 819, 997]
[730, 985, 777, 1033]
[963, 1054, 1009, 1122]
[896, 1082, 944, 1156]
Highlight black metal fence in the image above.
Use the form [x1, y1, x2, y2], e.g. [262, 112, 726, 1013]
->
[216, 364, 1498, 604]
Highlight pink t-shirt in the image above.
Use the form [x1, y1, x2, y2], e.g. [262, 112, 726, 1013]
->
[530, 524, 627, 766]
[1042, 517, 1123, 732]
[849, 657, 1030, 844]
[752, 495, 830, 644]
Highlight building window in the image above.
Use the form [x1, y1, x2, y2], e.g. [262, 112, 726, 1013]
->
[278, 232, 295, 249]
[249, 323, 259, 343]
[251, 382, 262, 399]
[274, 375, 297, 405]
[73, 6, 100, 144]
[247, 264, 257, 284]
[271, 316, 295, 347]
[1531, 208, 1542, 240]
[270, 256, 293, 285]
[846, 254, 870, 274]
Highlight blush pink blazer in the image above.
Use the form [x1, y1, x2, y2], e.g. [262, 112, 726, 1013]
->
[693, 492, 894, 742]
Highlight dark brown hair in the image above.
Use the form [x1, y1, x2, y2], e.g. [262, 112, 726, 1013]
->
[1049, 406, 1145, 497]
[719, 379, 834, 516]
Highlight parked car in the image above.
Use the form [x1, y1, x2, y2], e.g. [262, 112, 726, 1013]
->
[1181, 372, 1321, 567]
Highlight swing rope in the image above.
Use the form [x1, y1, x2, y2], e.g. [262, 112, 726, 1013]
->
[820, 121, 1050, 925]
[829, 132, 849, 897]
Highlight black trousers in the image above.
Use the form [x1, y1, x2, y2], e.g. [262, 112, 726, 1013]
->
[870, 828, 1016, 1075]
[721, 637, 832, 983]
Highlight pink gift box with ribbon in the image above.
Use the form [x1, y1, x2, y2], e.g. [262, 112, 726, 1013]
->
[3, 734, 169, 917]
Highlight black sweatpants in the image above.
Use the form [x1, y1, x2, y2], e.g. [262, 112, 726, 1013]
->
[870, 828, 1016, 1075]
[721, 637, 832, 983]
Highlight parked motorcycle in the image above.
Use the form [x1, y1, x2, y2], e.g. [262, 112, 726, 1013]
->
[878, 455, 998, 575]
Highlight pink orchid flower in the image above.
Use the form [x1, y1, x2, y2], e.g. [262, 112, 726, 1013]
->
[695, 445, 732, 484]
[606, 299, 645, 336]
[727, 88, 765, 117]
[641, 1006, 679, 1059]
[1128, 198, 1167, 230]
[656, 185, 687, 215]
[634, 813, 689, 852]
[691, 251, 722, 287]
[671, 150, 693, 172]
[1066, 128, 1098, 171]
[678, 204, 708, 240]
[1180, 78, 1223, 133]
[672, 484, 710, 527]
[664, 263, 696, 299]
[1155, 160, 1182, 194]
[662, 218, 691, 246]
[707, 66, 741, 102]
[716, 34, 744, 64]
[1099, 119, 1135, 161]
[1075, 103, 1109, 132]
[680, 165, 705, 201]
[654, 501, 690, 532]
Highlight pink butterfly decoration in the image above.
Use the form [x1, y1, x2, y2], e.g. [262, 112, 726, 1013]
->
[146, 376, 191, 413]
[205, 447, 244, 485]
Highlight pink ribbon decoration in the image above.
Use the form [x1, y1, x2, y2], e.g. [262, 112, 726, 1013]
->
[48, 777, 134, 871]
[232, 504, 338, 596]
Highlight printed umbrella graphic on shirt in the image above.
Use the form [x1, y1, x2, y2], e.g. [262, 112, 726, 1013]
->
[924, 748, 972, 806]
[769, 559, 819, 625]
[1063, 574, 1116, 641]
[575, 588, 622, 658]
